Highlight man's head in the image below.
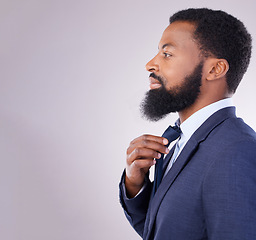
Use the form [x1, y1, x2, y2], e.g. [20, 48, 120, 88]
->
[141, 8, 252, 122]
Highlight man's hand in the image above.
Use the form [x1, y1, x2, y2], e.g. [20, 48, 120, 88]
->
[125, 134, 169, 198]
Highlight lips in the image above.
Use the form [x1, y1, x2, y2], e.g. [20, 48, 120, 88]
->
[149, 77, 162, 89]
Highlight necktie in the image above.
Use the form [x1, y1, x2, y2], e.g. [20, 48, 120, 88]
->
[152, 125, 181, 195]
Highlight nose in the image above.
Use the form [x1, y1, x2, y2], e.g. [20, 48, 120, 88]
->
[145, 55, 159, 72]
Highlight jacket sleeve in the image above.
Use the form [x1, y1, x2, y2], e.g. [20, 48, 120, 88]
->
[119, 170, 153, 237]
[203, 140, 256, 240]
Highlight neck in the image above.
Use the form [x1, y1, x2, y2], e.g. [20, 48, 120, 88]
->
[178, 95, 232, 124]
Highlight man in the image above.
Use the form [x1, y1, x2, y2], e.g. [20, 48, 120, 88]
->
[119, 8, 256, 240]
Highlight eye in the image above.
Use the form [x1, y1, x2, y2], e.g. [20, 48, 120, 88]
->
[163, 52, 172, 58]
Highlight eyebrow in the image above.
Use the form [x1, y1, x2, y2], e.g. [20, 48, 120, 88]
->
[158, 43, 176, 50]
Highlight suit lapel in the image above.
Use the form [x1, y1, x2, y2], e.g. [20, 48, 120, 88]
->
[144, 107, 236, 240]
[146, 138, 199, 239]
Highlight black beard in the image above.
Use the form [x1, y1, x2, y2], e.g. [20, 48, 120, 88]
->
[140, 62, 203, 122]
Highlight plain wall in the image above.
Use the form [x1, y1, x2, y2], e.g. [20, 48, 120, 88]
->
[0, 0, 256, 239]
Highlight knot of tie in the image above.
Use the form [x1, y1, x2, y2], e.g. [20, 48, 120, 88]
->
[162, 125, 181, 147]
[152, 125, 181, 196]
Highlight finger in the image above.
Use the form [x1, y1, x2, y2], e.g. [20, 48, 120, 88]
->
[128, 147, 162, 163]
[131, 158, 156, 169]
[127, 139, 169, 156]
[130, 134, 168, 146]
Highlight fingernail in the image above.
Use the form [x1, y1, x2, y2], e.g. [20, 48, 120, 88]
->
[163, 138, 168, 145]
[165, 148, 169, 154]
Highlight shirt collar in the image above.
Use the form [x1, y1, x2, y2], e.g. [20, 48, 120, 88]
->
[178, 98, 234, 143]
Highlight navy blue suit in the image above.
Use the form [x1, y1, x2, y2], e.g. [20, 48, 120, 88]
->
[119, 107, 256, 239]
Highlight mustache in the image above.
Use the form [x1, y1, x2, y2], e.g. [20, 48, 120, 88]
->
[149, 73, 164, 85]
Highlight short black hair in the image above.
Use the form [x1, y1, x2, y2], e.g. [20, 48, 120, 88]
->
[169, 8, 252, 93]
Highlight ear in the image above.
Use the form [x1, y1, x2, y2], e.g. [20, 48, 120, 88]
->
[206, 59, 229, 81]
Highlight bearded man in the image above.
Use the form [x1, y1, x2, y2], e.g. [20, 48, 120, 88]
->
[119, 8, 256, 240]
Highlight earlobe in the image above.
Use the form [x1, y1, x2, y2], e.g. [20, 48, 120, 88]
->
[206, 59, 229, 81]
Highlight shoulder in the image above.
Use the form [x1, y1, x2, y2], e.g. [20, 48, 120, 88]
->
[198, 116, 256, 180]
[206, 116, 256, 145]
[202, 117, 256, 182]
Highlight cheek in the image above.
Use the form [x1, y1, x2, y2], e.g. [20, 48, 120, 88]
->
[162, 58, 200, 89]
[161, 64, 189, 89]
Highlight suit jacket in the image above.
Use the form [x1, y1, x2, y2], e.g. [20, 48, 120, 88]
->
[119, 107, 256, 240]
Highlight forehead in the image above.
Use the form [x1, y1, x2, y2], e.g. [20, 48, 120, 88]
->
[159, 21, 198, 50]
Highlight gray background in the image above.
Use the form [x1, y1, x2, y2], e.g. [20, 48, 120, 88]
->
[1, 0, 256, 239]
